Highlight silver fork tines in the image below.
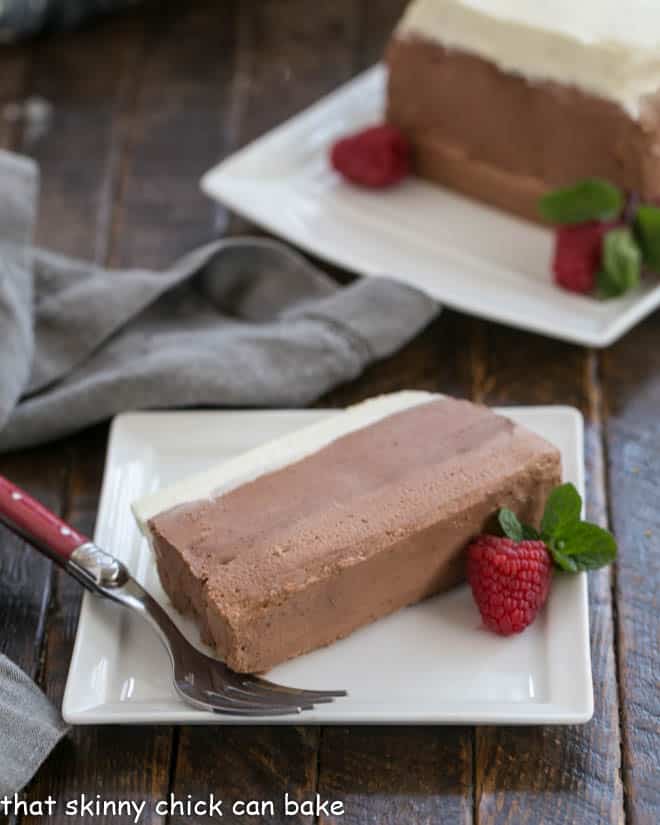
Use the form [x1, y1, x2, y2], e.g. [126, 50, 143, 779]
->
[70, 546, 346, 716]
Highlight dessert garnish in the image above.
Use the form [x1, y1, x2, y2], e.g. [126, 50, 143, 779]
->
[635, 204, 660, 271]
[540, 179, 660, 298]
[539, 179, 624, 225]
[330, 124, 410, 188]
[467, 483, 617, 636]
[598, 226, 642, 298]
[552, 221, 612, 295]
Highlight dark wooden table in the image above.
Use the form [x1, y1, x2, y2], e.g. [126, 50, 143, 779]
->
[0, 2, 657, 823]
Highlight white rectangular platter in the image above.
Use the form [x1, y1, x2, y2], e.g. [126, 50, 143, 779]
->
[63, 405, 592, 725]
[202, 65, 660, 348]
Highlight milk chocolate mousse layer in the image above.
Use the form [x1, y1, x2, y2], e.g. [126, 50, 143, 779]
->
[387, 37, 660, 223]
[139, 393, 561, 673]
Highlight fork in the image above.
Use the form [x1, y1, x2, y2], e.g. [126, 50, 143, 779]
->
[0, 475, 346, 716]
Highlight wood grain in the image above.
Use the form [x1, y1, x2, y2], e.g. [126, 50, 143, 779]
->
[0, 46, 29, 149]
[318, 728, 472, 825]
[473, 325, 625, 825]
[20, 14, 145, 257]
[602, 318, 660, 825]
[107, 0, 240, 267]
[170, 727, 320, 825]
[359, 0, 408, 68]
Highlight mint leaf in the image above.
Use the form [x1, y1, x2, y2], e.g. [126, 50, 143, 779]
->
[540, 482, 582, 541]
[597, 227, 641, 298]
[499, 508, 524, 542]
[522, 524, 540, 541]
[536, 482, 618, 574]
[550, 548, 579, 573]
[539, 179, 624, 224]
[597, 270, 624, 300]
[549, 522, 617, 571]
[498, 508, 540, 542]
[635, 204, 660, 272]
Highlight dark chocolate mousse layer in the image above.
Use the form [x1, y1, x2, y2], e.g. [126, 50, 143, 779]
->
[149, 397, 561, 672]
[387, 37, 660, 223]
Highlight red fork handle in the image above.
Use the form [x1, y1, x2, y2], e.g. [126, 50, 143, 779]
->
[0, 475, 90, 562]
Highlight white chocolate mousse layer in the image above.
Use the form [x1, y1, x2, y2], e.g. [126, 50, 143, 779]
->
[397, 0, 660, 118]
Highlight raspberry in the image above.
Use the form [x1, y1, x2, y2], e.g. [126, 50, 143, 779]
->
[552, 221, 611, 294]
[330, 124, 410, 188]
[467, 535, 552, 635]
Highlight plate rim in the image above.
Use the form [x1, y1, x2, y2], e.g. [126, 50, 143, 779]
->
[63, 404, 593, 726]
[201, 64, 660, 348]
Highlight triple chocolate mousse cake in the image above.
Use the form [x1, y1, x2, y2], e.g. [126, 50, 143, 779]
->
[387, 0, 660, 222]
[133, 392, 561, 673]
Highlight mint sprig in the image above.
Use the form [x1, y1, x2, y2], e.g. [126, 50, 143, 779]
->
[549, 521, 618, 572]
[498, 483, 617, 573]
[498, 508, 525, 542]
[597, 226, 641, 298]
[634, 204, 660, 271]
[540, 483, 582, 537]
[539, 178, 653, 300]
[498, 509, 541, 541]
[538, 179, 624, 224]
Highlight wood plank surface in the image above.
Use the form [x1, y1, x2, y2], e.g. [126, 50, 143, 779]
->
[0, 46, 29, 149]
[15, 12, 147, 260]
[317, 727, 473, 825]
[109, 0, 239, 267]
[602, 319, 660, 825]
[0, 1, 656, 823]
[170, 727, 321, 825]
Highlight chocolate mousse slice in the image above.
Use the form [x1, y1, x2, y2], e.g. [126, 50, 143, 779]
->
[133, 392, 561, 673]
[387, 1, 660, 223]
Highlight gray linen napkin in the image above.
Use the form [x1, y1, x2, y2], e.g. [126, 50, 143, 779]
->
[0, 150, 438, 452]
[0, 655, 68, 795]
[0, 148, 438, 790]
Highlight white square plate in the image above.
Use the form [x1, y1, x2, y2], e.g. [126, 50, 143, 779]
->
[63, 405, 592, 725]
[202, 65, 660, 348]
